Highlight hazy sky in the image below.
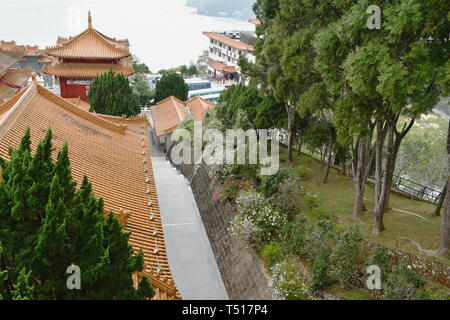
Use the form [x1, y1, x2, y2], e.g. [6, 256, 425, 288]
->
[0, 0, 254, 71]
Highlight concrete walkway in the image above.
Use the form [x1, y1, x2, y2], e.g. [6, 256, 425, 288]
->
[149, 128, 229, 300]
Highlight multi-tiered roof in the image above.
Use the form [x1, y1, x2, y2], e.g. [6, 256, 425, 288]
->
[43, 12, 134, 80]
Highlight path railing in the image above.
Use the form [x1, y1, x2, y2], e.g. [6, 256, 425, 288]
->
[390, 174, 442, 203]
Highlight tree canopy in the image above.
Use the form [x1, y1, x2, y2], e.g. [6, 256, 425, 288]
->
[154, 73, 189, 103]
[0, 129, 155, 300]
[89, 70, 141, 117]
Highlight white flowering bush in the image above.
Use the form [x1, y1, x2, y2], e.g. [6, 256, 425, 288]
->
[229, 214, 265, 248]
[238, 192, 287, 236]
[269, 260, 311, 300]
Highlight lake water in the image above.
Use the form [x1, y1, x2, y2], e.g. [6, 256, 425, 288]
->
[0, 0, 254, 71]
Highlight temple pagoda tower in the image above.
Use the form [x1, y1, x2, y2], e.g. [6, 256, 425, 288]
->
[43, 12, 134, 101]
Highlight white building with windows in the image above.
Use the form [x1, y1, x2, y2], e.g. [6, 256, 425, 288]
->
[202, 26, 257, 85]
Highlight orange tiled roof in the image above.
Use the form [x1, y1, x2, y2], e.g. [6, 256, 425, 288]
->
[203, 31, 254, 51]
[150, 96, 190, 137]
[37, 56, 55, 64]
[248, 18, 261, 25]
[0, 42, 45, 57]
[63, 97, 91, 112]
[46, 14, 131, 60]
[185, 96, 214, 121]
[42, 63, 134, 79]
[207, 59, 237, 73]
[24, 45, 45, 57]
[0, 68, 32, 100]
[0, 41, 25, 55]
[0, 81, 180, 300]
[150, 96, 215, 137]
[0, 52, 22, 76]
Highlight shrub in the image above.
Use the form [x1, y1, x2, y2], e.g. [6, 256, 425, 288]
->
[229, 214, 265, 249]
[366, 246, 391, 285]
[224, 163, 261, 184]
[219, 175, 255, 202]
[260, 167, 292, 198]
[296, 165, 313, 181]
[282, 216, 310, 258]
[415, 289, 449, 300]
[331, 227, 364, 288]
[236, 192, 287, 240]
[275, 178, 305, 217]
[310, 249, 330, 293]
[303, 220, 338, 261]
[230, 191, 287, 248]
[304, 193, 320, 209]
[261, 242, 283, 268]
[381, 265, 426, 300]
[269, 259, 311, 300]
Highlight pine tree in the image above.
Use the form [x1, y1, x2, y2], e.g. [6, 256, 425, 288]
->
[89, 70, 140, 117]
[11, 268, 34, 300]
[154, 73, 189, 103]
[0, 129, 155, 300]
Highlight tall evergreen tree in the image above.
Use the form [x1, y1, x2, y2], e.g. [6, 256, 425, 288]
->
[89, 70, 140, 117]
[0, 129, 155, 299]
[154, 73, 189, 103]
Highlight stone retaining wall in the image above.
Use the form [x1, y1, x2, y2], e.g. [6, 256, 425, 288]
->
[171, 161, 271, 300]
[365, 241, 450, 287]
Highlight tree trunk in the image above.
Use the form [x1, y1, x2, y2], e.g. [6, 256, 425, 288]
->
[434, 183, 447, 217]
[286, 105, 295, 164]
[374, 120, 395, 235]
[375, 120, 387, 204]
[437, 122, 450, 257]
[437, 184, 450, 256]
[297, 136, 303, 157]
[353, 138, 367, 220]
[323, 141, 334, 184]
[374, 116, 415, 235]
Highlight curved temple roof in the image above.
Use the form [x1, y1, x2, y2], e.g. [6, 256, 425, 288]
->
[42, 63, 134, 79]
[0, 80, 180, 300]
[46, 13, 131, 60]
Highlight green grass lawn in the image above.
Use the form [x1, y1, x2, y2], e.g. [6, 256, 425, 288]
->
[280, 146, 448, 264]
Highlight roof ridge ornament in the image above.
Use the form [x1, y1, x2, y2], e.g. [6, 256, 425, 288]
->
[88, 11, 92, 29]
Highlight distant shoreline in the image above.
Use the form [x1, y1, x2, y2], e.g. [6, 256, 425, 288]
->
[185, 1, 255, 21]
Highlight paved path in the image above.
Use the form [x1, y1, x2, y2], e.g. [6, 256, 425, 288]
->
[149, 128, 228, 300]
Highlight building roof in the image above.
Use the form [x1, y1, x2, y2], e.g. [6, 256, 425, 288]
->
[248, 18, 261, 25]
[24, 45, 45, 57]
[0, 80, 180, 300]
[63, 97, 92, 112]
[185, 96, 214, 121]
[150, 96, 190, 137]
[203, 31, 254, 51]
[0, 41, 25, 55]
[42, 63, 134, 79]
[151, 96, 215, 137]
[207, 59, 237, 73]
[0, 68, 32, 101]
[46, 13, 131, 60]
[0, 52, 22, 76]
[0, 42, 46, 57]
[37, 56, 55, 64]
